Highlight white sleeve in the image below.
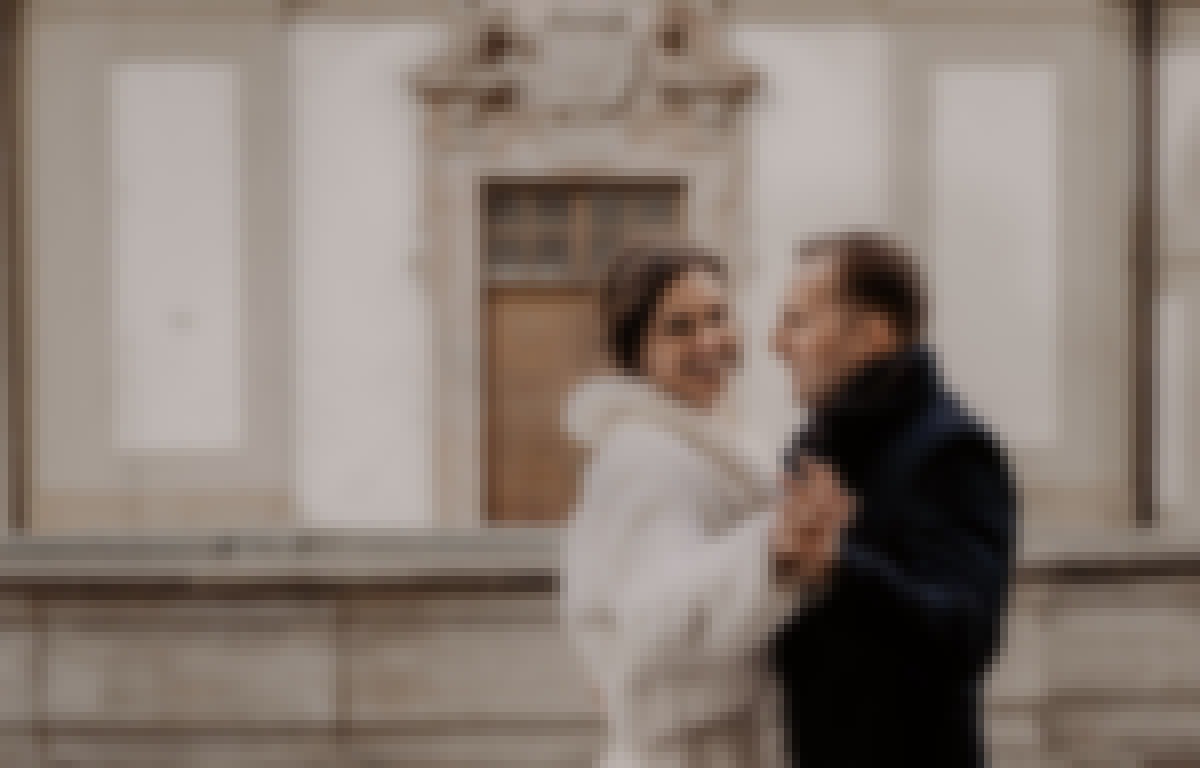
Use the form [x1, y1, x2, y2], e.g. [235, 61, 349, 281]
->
[564, 428, 803, 685]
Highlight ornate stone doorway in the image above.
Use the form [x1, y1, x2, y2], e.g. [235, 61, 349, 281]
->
[413, 1, 758, 526]
[482, 181, 685, 525]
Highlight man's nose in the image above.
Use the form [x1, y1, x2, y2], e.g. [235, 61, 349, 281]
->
[769, 326, 785, 359]
[697, 326, 725, 352]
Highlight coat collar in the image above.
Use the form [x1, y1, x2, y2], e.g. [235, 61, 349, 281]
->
[563, 374, 775, 506]
[788, 341, 944, 480]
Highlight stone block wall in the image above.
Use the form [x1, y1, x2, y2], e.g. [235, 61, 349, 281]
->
[0, 532, 1191, 767]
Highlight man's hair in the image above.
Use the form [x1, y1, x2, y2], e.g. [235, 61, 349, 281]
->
[601, 240, 727, 373]
[795, 231, 928, 342]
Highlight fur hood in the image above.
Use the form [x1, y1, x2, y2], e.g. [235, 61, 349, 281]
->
[562, 374, 777, 508]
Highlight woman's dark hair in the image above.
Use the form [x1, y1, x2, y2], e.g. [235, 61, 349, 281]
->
[601, 241, 727, 373]
[795, 231, 928, 342]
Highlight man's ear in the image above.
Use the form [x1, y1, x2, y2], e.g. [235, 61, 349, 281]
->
[863, 310, 903, 357]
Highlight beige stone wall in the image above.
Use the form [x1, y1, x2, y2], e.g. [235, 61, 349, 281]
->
[18, 0, 1160, 534]
[988, 540, 1200, 767]
[0, 533, 1191, 767]
[734, 0, 1136, 535]
[0, 533, 603, 767]
[27, 2, 294, 531]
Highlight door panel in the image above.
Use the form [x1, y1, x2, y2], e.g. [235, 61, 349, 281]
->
[487, 291, 599, 525]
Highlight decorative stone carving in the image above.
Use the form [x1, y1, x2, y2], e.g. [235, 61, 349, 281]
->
[650, 2, 758, 135]
[410, 7, 528, 144]
[528, 7, 640, 118]
[411, 0, 758, 144]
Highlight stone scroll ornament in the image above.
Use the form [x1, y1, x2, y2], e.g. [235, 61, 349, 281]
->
[410, 0, 759, 146]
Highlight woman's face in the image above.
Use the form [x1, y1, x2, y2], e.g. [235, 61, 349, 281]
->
[641, 269, 741, 410]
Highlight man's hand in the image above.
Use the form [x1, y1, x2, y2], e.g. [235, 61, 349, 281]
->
[771, 461, 856, 586]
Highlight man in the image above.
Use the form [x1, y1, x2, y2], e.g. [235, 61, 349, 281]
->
[767, 232, 1019, 768]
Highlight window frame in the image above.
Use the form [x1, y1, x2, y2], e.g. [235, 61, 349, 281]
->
[483, 181, 687, 286]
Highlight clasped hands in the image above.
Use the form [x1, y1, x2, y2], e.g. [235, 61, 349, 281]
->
[770, 460, 856, 587]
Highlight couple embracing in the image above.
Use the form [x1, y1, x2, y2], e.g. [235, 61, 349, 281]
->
[561, 233, 1019, 768]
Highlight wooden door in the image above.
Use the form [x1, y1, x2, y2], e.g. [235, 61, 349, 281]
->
[484, 182, 683, 525]
[487, 289, 598, 525]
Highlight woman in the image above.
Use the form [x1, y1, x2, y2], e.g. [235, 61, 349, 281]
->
[561, 243, 802, 768]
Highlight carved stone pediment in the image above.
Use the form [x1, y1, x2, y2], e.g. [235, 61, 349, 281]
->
[411, 1, 758, 142]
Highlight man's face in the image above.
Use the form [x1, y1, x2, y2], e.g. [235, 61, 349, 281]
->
[770, 254, 895, 407]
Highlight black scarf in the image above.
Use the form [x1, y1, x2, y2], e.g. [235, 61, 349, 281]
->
[784, 342, 944, 487]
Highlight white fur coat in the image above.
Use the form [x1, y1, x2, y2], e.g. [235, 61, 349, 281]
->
[560, 375, 802, 767]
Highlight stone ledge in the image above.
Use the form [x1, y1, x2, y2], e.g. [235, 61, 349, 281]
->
[1021, 531, 1200, 582]
[0, 529, 1190, 587]
[0, 531, 560, 590]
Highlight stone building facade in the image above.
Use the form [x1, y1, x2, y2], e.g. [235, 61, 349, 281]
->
[0, 0, 1197, 766]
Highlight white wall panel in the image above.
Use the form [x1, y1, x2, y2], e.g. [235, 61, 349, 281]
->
[931, 68, 1060, 446]
[733, 23, 890, 449]
[112, 61, 243, 455]
[292, 22, 442, 526]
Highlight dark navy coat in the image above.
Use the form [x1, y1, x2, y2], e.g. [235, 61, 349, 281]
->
[771, 343, 1019, 768]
